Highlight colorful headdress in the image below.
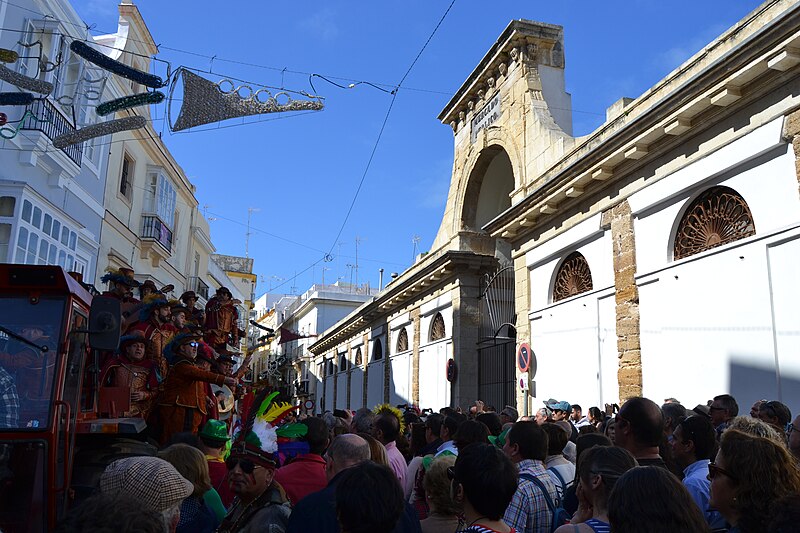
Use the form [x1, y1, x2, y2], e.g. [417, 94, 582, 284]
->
[230, 390, 298, 469]
[373, 403, 406, 436]
[101, 268, 140, 287]
[139, 293, 171, 320]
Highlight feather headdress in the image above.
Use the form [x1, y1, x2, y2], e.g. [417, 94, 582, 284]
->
[230, 388, 298, 468]
[100, 267, 140, 287]
[139, 293, 171, 320]
[374, 403, 406, 436]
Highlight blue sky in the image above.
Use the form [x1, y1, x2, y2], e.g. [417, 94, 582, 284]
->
[68, 0, 761, 297]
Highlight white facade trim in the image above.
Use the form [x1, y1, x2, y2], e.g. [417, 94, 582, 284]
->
[525, 213, 603, 268]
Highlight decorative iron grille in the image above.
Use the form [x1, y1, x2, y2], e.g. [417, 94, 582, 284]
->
[396, 328, 409, 353]
[354, 347, 362, 366]
[552, 252, 593, 302]
[141, 215, 173, 252]
[372, 339, 383, 361]
[430, 313, 446, 341]
[479, 264, 516, 342]
[21, 98, 83, 166]
[674, 186, 756, 260]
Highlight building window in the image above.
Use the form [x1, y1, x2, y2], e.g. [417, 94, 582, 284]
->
[372, 339, 383, 362]
[673, 186, 756, 261]
[0, 224, 11, 262]
[13, 199, 81, 271]
[0, 197, 16, 217]
[120, 155, 134, 200]
[396, 328, 409, 353]
[430, 313, 446, 341]
[339, 354, 348, 373]
[552, 252, 593, 303]
[144, 171, 177, 228]
[354, 347, 362, 366]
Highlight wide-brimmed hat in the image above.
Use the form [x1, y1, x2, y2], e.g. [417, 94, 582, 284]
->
[100, 268, 140, 288]
[139, 280, 158, 293]
[118, 330, 146, 350]
[170, 301, 189, 316]
[544, 399, 571, 412]
[216, 286, 233, 298]
[216, 353, 236, 366]
[199, 420, 229, 445]
[163, 332, 203, 363]
[180, 290, 197, 302]
[139, 293, 171, 320]
[500, 405, 519, 421]
[99, 456, 193, 513]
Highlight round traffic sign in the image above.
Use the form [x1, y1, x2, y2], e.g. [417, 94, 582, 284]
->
[517, 343, 531, 373]
[303, 400, 315, 411]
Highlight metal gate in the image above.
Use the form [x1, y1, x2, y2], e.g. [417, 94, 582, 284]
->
[477, 265, 516, 410]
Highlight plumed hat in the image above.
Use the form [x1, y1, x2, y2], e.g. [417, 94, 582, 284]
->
[163, 332, 202, 364]
[101, 268, 140, 287]
[139, 293, 171, 320]
[230, 390, 298, 469]
[195, 341, 217, 365]
[180, 290, 197, 302]
[118, 330, 146, 351]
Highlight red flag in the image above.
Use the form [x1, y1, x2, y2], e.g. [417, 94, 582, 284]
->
[278, 327, 317, 344]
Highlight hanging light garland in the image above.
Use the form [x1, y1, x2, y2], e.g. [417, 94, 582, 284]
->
[96, 91, 165, 116]
[53, 115, 146, 149]
[0, 92, 34, 106]
[70, 41, 164, 88]
[0, 48, 19, 63]
[0, 64, 53, 95]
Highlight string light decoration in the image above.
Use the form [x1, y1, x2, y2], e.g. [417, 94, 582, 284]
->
[0, 113, 6, 126]
[169, 68, 324, 132]
[0, 64, 53, 95]
[53, 115, 146, 148]
[96, 91, 165, 116]
[0, 92, 34, 106]
[0, 48, 18, 63]
[69, 40, 164, 88]
[0, 110, 44, 140]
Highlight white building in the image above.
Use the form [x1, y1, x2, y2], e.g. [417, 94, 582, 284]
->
[0, 0, 112, 280]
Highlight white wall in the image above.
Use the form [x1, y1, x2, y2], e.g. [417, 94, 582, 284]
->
[389, 352, 412, 406]
[367, 360, 384, 407]
[418, 340, 452, 410]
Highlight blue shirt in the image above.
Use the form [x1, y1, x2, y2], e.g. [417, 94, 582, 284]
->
[682, 459, 726, 530]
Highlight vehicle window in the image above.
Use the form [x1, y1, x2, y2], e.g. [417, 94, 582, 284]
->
[0, 440, 47, 533]
[0, 298, 65, 429]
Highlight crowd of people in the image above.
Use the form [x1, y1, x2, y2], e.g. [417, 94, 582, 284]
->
[53, 386, 800, 533]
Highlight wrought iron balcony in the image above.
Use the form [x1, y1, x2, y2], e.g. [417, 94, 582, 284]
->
[141, 215, 173, 253]
[21, 98, 83, 166]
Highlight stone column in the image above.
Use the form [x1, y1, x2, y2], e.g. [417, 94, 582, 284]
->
[452, 274, 483, 407]
[513, 254, 531, 415]
[384, 332, 391, 404]
[362, 332, 370, 409]
[331, 350, 338, 409]
[411, 307, 421, 406]
[604, 200, 643, 400]
[783, 110, 800, 198]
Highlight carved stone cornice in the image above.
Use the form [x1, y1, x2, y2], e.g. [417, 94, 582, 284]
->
[439, 19, 564, 132]
[484, 2, 800, 242]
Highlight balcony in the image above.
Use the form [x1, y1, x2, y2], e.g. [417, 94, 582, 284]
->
[294, 379, 310, 396]
[187, 276, 210, 300]
[21, 98, 83, 166]
[141, 215, 173, 252]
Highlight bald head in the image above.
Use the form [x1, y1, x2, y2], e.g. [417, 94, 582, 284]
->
[617, 397, 664, 449]
[327, 434, 371, 478]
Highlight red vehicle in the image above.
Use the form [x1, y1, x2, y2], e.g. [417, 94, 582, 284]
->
[0, 265, 151, 532]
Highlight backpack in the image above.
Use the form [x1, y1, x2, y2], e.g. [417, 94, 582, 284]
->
[519, 472, 571, 533]
[547, 466, 570, 499]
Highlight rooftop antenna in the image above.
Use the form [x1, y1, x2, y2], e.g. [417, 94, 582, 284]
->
[354, 235, 365, 290]
[412, 234, 421, 262]
[245, 207, 260, 258]
[290, 270, 298, 295]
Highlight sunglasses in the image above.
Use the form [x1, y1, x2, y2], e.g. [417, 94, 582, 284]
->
[707, 462, 737, 482]
[225, 457, 262, 474]
[188, 341, 199, 347]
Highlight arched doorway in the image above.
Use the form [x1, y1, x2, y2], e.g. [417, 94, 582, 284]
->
[462, 147, 515, 231]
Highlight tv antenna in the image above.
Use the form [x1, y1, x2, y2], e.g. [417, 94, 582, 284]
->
[245, 207, 260, 258]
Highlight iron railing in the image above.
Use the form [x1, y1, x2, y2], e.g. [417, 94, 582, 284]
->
[21, 98, 83, 166]
[187, 276, 210, 300]
[141, 215, 173, 252]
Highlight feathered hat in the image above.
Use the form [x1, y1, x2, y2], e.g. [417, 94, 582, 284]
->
[101, 268, 140, 287]
[163, 332, 202, 364]
[118, 330, 146, 352]
[230, 390, 299, 469]
[139, 293, 171, 320]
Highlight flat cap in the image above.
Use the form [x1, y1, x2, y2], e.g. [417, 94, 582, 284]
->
[99, 456, 193, 512]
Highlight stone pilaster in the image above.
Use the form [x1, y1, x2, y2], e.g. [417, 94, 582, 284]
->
[331, 350, 338, 409]
[513, 254, 531, 415]
[411, 308, 421, 406]
[782, 110, 800, 199]
[362, 332, 370, 409]
[383, 332, 391, 404]
[604, 200, 643, 400]
[346, 361, 352, 410]
[452, 274, 484, 407]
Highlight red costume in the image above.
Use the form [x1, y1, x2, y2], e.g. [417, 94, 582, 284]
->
[204, 293, 239, 351]
[130, 319, 177, 380]
[99, 355, 159, 418]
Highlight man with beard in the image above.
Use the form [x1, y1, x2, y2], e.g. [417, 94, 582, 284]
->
[99, 331, 159, 418]
[130, 294, 177, 380]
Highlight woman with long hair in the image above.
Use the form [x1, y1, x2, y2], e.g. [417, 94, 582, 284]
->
[709, 428, 800, 533]
[607, 466, 710, 533]
[357, 432, 390, 467]
[556, 446, 636, 533]
[158, 443, 221, 533]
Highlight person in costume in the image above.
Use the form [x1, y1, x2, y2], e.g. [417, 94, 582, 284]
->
[198, 420, 236, 508]
[181, 290, 205, 328]
[99, 330, 159, 418]
[217, 391, 296, 533]
[171, 301, 191, 333]
[100, 268, 142, 332]
[157, 333, 237, 445]
[129, 294, 178, 379]
[139, 279, 158, 301]
[195, 342, 220, 424]
[204, 287, 240, 352]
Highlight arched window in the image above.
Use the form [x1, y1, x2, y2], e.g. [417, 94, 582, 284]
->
[552, 252, 593, 302]
[339, 353, 348, 373]
[674, 186, 755, 260]
[354, 347, 363, 366]
[327, 359, 335, 376]
[372, 339, 383, 361]
[429, 313, 446, 341]
[396, 328, 409, 353]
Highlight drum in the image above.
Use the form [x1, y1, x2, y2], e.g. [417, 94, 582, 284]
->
[211, 384, 234, 420]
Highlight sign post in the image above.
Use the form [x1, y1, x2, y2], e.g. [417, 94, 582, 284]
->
[517, 343, 536, 417]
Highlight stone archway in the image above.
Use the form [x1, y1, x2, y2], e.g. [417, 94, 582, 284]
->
[460, 146, 515, 232]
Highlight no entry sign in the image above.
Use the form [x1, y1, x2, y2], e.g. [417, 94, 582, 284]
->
[517, 343, 531, 373]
